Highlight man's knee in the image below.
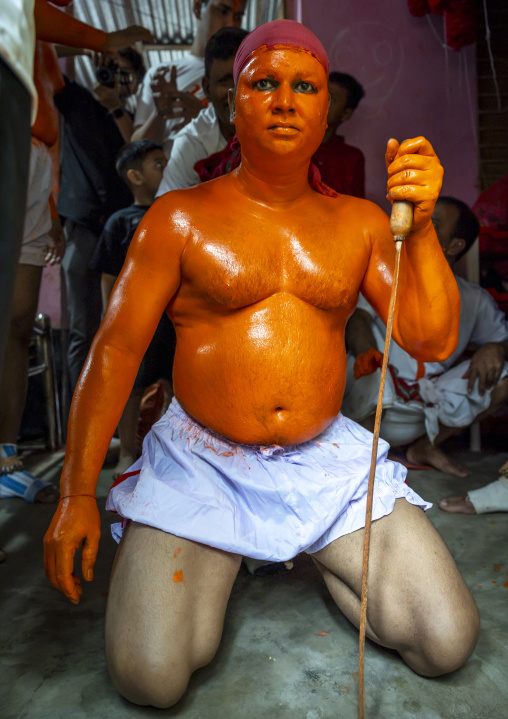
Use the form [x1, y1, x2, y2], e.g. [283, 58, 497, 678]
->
[406, 599, 480, 677]
[107, 649, 192, 708]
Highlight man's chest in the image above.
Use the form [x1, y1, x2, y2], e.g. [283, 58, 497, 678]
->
[180, 221, 366, 311]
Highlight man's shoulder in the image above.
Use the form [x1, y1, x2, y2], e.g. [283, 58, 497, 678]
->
[319, 191, 383, 221]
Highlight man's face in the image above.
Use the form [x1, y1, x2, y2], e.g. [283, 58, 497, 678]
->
[202, 0, 247, 40]
[327, 81, 351, 126]
[139, 149, 167, 196]
[115, 56, 140, 101]
[431, 202, 460, 254]
[203, 56, 235, 128]
[232, 48, 329, 162]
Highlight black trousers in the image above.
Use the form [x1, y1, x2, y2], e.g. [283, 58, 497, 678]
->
[0, 57, 32, 376]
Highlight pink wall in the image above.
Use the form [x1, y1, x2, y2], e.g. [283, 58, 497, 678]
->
[288, 0, 479, 212]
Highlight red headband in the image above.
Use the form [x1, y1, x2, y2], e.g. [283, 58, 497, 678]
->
[233, 19, 329, 84]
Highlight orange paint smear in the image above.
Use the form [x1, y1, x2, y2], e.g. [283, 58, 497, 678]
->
[173, 570, 184, 582]
[503, 582, 508, 588]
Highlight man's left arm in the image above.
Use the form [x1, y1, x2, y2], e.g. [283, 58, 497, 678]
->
[361, 136, 460, 363]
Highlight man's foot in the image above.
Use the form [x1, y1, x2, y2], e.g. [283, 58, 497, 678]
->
[113, 452, 137, 480]
[438, 495, 476, 514]
[406, 438, 470, 477]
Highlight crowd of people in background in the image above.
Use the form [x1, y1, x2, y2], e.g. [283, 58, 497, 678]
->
[1, 0, 507, 570]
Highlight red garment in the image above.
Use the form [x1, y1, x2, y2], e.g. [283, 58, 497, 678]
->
[311, 136, 365, 198]
[407, 0, 477, 50]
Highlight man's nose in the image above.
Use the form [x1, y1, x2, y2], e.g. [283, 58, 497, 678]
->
[272, 84, 295, 113]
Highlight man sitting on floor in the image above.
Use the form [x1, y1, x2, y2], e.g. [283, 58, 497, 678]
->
[343, 196, 508, 477]
[44, 21, 478, 709]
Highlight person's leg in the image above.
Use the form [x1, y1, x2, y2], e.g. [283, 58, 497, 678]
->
[0, 58, 31, 378]
[60, 221, 102, 392]
[0, 264, 58, 503]
[105, 522, 241, 708]
[311, 499, 479, 676]
[0, 264, 43, 442]
[114, 387, 144, 478]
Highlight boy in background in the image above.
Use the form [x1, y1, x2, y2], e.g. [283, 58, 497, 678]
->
[90, 140, 175, 478]
[311, 71, 365, 197]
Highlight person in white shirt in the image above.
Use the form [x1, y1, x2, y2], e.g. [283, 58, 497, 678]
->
[156, 25, 247, 195]
[132, 0, 247, 157]
[343, 196, 508, 477]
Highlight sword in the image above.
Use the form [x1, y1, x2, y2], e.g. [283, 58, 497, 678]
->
[358, 199, 414, 719]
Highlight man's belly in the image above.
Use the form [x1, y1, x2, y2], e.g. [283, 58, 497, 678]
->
[171, 295, 348, 445]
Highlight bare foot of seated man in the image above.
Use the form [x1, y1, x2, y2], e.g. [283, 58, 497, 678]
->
[44, 20, 479, 709]
[405, 434, 470, 478]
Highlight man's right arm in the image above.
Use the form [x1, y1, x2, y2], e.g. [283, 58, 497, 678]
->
[43, 197, 187, 603]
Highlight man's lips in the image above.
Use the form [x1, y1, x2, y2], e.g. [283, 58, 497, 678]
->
[267, 124, 300, 136]
[268, 123, 299, 130]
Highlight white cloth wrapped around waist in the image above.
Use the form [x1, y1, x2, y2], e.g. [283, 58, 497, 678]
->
[106, 398, 431, 561]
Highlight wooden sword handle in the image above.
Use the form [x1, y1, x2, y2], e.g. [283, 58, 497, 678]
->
[390, 199, 413, 242]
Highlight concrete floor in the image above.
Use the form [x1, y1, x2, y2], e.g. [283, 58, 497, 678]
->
[1, 441, 508, 719]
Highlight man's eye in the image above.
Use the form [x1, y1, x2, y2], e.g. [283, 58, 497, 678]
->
[254, 79, 274, 90]
[296, 81, 316, 93]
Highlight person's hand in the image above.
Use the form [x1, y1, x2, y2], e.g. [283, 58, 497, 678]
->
[44, 496, 101, 604]
[151, 65, 204, 131]
[102, 25, 153, 54]
[93, 73, 123, 112]
[353, 348, 384, 379]
[463, 342, 505, 395]
[45, 216, 66, 266]
[385, 137, 443, 233]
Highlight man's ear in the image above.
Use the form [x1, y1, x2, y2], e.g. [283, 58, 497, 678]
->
[447, 237, 467, 258]
[340, 107, 354, 123]
[202, 74, 211, 102]
[228, 87, 236, 122]
[126, 168, 143, 187]
[193, 0, 203, 20]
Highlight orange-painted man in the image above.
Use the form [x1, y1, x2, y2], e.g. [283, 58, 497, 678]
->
[44, 20, 479, 708]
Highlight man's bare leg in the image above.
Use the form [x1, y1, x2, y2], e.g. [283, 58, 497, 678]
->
[311, 499, 479, 676]
[105, 522, 242, 708]
[0, 264, 58, 502]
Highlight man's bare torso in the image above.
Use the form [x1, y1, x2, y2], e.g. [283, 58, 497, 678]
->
[162, 176, 375, 445]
